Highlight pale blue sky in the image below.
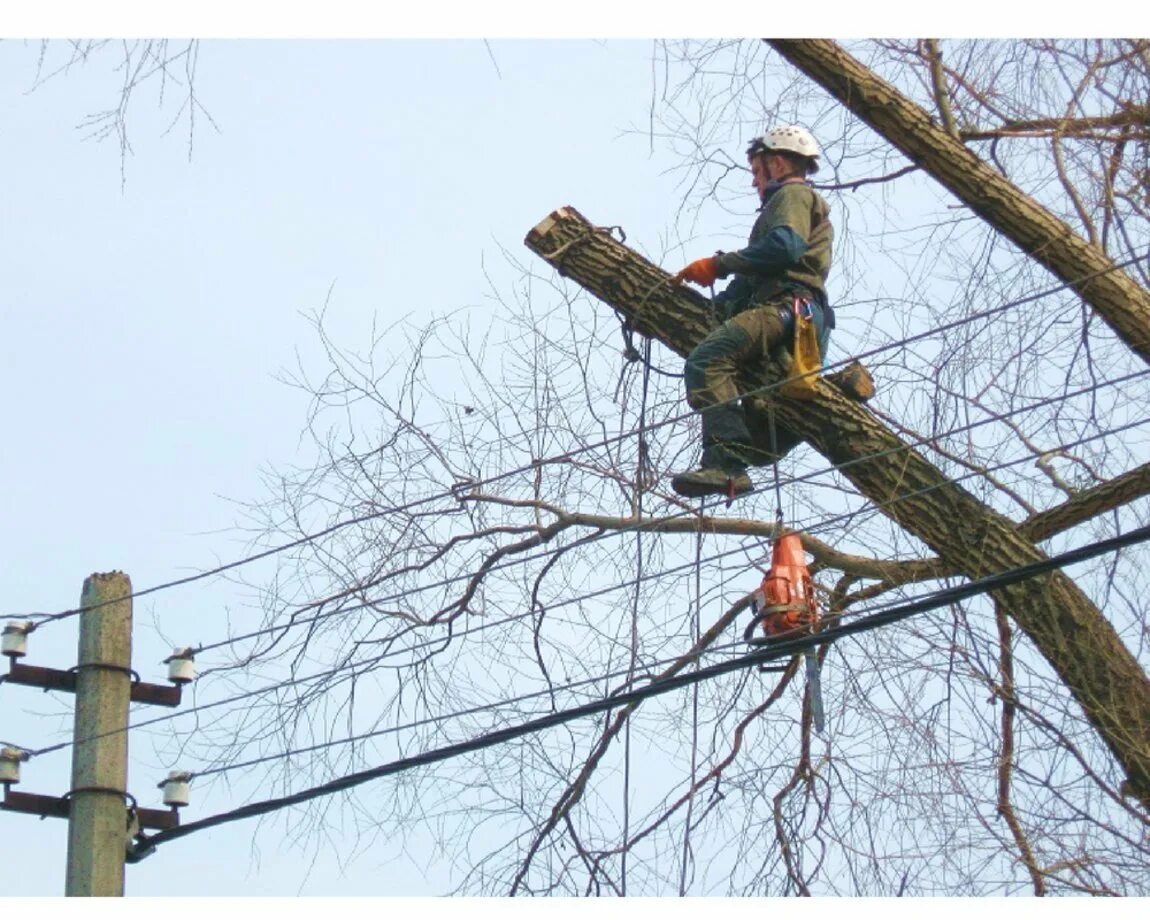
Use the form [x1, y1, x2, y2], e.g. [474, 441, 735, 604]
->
[0, 37, 705, 896]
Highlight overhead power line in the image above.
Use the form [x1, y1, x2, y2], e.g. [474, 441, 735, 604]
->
[183, 641, 753, 781]
[24, 617, 746, 762]
[145, 487, 1144, 782]
[13, 254, 1145, 630]
[145, 497, 1150, 780]
[86, 407, 1136, 748]
[139, 358, 1145, 664]
[133, 521, 1150, 854]
[176, 406, 1150, 665]
[19, 413, 1148, 776]
[78, 407, 1147, 769]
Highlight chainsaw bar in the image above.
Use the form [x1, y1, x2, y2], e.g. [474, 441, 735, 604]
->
[804, 647, 825, 734]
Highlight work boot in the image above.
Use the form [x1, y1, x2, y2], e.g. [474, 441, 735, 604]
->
[671, 467, 753, 499]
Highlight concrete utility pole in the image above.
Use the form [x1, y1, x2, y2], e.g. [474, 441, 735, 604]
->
[65, 572, 133, 897]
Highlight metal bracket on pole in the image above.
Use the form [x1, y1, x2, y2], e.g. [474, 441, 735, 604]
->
[1, 783, 178, 830]
[5, 659, 183, 707]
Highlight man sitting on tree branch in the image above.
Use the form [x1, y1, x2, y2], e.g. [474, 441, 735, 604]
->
[672, 125, 834, 499]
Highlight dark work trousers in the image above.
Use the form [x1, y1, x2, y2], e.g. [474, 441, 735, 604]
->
[683, 296, 831, 471]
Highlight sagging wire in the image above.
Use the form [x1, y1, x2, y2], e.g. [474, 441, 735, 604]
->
[152, 514, 1150, 780]
[173, 366, 1150, 663]
[23, 414, 1150, 767]
[130, 521, 1150, 855]
[80, 380, 1141, 744]
[10, 252, 1143, 629]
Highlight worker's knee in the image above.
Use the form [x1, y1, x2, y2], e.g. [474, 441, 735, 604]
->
[684, 355, 717, 410]
[685, 352, 734, 410]
[685, 320, 768, 411]
[684, 324, 754, 391]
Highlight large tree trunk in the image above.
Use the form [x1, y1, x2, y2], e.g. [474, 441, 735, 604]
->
[525, 205, 1150, 809]
[765, 39, 1150, 367]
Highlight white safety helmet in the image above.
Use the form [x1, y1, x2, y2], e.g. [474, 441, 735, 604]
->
[746, 124, 821, 174]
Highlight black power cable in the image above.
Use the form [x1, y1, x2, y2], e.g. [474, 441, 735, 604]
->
[134, 521, 1150, 854]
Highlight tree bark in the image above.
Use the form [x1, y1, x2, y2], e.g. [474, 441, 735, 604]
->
[525, 205, 1150, 809]
[764, 39, 1150, 366]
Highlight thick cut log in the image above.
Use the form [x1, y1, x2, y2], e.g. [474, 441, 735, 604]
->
[765, 39, 1150, 367]
[525, 205, 1150, 809]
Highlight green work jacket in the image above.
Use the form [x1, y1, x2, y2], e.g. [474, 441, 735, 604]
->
[713, 179, 833, 320]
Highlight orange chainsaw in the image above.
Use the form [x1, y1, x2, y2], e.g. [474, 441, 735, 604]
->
[744, 532, 826, 732]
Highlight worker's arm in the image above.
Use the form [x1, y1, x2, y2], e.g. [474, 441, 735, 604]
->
[715, 185, 814, 278]
[716, 226, 808, 276]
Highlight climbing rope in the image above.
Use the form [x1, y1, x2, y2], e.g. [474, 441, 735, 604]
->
[621, 327, 656, 895]
[767, 401, 785, 528]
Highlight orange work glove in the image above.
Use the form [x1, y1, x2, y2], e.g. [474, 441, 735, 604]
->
[673, 256, 720, 287]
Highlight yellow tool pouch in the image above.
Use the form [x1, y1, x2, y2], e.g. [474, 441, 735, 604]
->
[779, 297, 821, 400]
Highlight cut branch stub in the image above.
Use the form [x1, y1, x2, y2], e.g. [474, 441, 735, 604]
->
[525, 206, 714, 348]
